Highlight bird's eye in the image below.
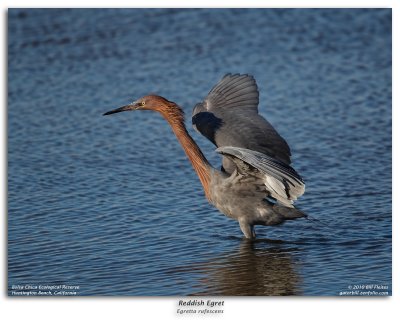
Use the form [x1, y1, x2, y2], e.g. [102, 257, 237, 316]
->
[141, 101, 146, 106]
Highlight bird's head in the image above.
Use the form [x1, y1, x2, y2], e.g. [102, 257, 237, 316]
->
[103, 95, 181, 117]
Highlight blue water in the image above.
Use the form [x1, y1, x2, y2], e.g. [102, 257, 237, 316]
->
[8, 9, 391, 296]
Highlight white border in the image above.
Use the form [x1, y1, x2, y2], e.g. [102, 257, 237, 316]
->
[1, 1, 397, 320]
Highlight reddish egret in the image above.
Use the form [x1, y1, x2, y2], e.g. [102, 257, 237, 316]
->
[104, 74, 305, 239]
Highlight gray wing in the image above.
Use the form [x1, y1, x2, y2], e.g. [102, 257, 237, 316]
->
[201, 73, 259, 111]
[216, 146, 305, 208]
[192, 74, 291, 172]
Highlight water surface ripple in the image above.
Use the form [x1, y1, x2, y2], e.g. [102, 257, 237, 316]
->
[8, 9, 391, 296]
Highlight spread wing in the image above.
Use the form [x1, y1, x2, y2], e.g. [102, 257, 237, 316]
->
[216, 146, 305, 207]
[201, 73, 260, 111]
[192, 74, 291, 173]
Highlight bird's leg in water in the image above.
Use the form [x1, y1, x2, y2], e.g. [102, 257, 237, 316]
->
[239, 219, 256, 239]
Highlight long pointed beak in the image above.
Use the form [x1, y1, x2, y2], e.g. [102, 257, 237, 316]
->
[103, 104, 135, 116]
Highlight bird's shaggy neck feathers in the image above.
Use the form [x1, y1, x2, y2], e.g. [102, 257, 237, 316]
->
[156, 100, 212, 201]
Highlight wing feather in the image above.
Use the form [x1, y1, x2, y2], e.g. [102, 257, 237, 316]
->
[216, 146, 305, 207]
[205, 73, 259, 110]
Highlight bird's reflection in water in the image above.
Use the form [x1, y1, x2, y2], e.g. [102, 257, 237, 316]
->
[174, 240, 302, 296]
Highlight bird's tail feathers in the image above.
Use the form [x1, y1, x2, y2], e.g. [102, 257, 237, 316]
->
[272, 204, 306, 220]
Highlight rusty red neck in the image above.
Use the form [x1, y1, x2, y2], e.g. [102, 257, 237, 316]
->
[156, 101, 212, 201]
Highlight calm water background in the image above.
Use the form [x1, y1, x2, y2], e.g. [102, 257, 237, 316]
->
[8, 9, 391, 296]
